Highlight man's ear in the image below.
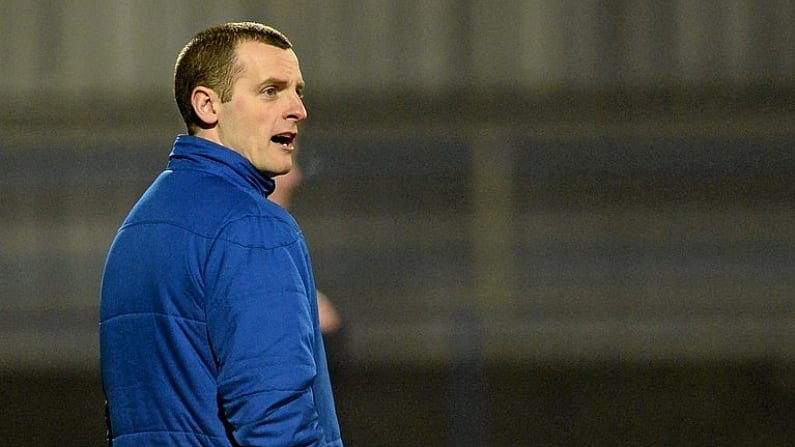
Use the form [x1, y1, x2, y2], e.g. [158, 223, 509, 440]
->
[191, 86, 219, 127]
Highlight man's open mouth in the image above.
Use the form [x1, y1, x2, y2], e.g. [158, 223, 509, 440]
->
[271, 133, 296, 148]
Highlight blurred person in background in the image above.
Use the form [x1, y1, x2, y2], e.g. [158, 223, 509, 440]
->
[99, 22, 342, 447]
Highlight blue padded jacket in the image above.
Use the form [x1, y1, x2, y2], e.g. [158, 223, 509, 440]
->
[100, 135, 342, 446]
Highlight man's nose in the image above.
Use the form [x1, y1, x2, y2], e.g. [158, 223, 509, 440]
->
[286, 94, 307, 122]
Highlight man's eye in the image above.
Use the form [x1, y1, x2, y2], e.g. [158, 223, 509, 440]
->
[262, 87, 278, 96]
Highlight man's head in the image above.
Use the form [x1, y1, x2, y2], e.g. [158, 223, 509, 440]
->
[174, 22, 307, 175]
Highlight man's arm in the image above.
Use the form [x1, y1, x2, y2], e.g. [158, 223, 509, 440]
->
[205, 217, 326, 446]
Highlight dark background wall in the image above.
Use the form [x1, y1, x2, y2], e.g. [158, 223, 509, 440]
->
[1, 1, 794, 445]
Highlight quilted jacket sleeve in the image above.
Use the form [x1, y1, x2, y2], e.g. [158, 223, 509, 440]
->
[204, 214, 328, 446]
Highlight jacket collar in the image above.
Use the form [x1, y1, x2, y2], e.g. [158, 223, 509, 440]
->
[167, 134, 275, 197]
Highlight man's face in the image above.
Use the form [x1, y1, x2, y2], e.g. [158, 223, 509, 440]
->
[215, 41, 307, 175]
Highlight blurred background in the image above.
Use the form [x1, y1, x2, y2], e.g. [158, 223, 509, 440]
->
[1, 1, 794, 445]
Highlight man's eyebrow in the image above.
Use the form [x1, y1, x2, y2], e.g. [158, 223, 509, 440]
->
[256, 78, 305, 92]
[257, 78, 288, 89]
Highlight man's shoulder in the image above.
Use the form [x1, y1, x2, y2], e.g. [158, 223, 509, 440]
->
[125, 169, 279, 237]
[216, 206, 302, 250]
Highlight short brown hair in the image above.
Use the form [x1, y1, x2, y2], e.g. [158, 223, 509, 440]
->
[174, 22, 293, 134]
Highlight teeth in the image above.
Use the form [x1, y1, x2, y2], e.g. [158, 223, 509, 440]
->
[271, 133, 295, 146]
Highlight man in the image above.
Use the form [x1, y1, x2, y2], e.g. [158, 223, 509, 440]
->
[100, 22, 343, 447]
